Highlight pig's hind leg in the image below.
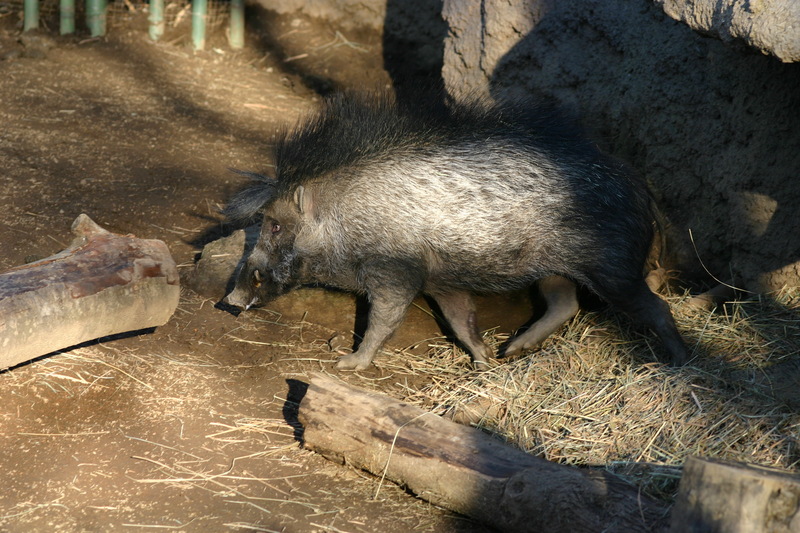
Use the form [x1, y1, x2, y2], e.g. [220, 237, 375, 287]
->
[429, 291, 493, 368]
[504, 276, 579, 358]
[602, 279, 689, 366]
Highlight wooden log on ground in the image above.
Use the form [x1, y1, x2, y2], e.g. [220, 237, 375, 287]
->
[297, 373, 671, 533]
[670, 456, 800, 533]
[0, 214, 179, 370]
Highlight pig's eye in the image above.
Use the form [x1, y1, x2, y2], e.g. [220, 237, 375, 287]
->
[252, 269, 263, 288]
[271, 222, 281, 234]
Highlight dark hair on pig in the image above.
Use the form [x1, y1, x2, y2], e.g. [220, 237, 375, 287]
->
[270, 91, 587, 197]
[225, 91, 587, 220]
[223, 169, 279, 223]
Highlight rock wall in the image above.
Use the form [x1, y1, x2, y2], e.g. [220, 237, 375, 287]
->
[442, 0, 800, 292]
[654, 0, 800, 63]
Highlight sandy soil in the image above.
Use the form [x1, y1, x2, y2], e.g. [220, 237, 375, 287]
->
[0, 8, 495, 532]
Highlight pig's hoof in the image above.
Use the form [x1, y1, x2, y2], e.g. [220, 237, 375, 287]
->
[336, 353, 372, 371]
[471, 345, 494, 370]
[668, 347, 691, 367]
[472, 359, 490, 371]
[503, 339, 539, 359]
[503, 343, 521, 358]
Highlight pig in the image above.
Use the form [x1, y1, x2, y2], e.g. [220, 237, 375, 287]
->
[223, 92, 689, 370]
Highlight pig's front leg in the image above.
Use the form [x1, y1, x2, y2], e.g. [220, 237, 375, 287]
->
[336, 271, 420, 371]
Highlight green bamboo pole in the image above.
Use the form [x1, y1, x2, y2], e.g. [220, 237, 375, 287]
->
[23, 0, 39, 31]
[60, 0, 75, 34]
[86, 0, 107, 37]
[149, 0, 164, 41]
[192, 0, 207, 50]
[229, 0, 244, 49]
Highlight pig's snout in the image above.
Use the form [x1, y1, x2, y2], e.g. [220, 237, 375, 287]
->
[223, 287, 259, 310]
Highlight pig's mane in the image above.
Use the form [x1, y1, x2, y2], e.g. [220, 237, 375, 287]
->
[225, 91, 589, 222]
[271, 91, 587, 195]
[222, 169, 278, 223]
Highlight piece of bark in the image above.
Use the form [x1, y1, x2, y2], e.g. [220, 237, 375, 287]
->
[297, 373, 671, 533]
[0, 214, 179, 370]
[670, 456, 800, 533]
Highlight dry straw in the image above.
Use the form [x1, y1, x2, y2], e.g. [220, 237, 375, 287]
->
[366, 287, 800, 501]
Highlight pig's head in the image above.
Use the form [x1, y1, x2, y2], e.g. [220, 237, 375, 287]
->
[224, 184, 314, 310]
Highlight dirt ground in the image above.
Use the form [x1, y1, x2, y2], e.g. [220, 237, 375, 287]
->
[0, 7, 499, 532]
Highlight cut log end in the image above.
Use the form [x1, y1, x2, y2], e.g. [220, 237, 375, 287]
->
[671, 456, 800, 533]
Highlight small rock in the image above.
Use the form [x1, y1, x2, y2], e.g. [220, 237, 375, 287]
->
[183, 226, 259, 299]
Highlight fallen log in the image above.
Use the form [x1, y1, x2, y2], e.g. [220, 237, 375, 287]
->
[670, 456, 800, 532]
[297, 374, 671, 533]
[0, 214, 179, 370]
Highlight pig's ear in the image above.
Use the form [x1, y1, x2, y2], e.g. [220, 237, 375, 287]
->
[293, 185, 315, 218]
[223, 169, 277, 223]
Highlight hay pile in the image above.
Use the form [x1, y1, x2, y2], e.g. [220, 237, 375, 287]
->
[371, 287, 800, 501]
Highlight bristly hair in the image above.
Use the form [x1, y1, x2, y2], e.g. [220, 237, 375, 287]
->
[223, 169, 278, 223]
[269, 90, 589, 198]
[270, 91, 426, 196]
[224, 90, 589, 219]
